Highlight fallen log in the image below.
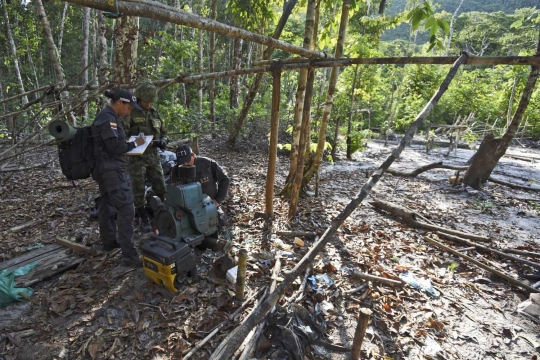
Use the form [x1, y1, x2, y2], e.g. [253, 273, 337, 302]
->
[370, 200, 491, 242]
[423, 236, 538, 293]
[436, 232, 540, 270]
[208, 52, 470, 360]
[386, 161, 468, 177]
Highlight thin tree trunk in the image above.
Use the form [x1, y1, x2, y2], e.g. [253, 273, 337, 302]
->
[506, 76, 518, 128]
[81, 6, 90, 121]
[26, 34, 41, 95]
[464, 35, 540, 189]
[3, 0, 28, 105]
[445, 0, 464, 56]
[113, 15, 139, 85]
[154, 22, 170, 72]
[97, 11, 108, 107]
[288, 0, 318, 218]
[225, 0, 298, 146]
[210, 52, 469, 360]
[303, 0, 351, 185]
[57, 2, 69, 58]
[209, 0, 217, 134]
[346, 65, 359, 159]
[193, 1, 204, 155]
[230, 38, 243, 109]
[265, 70, 282, 216]
[35, 0, 76, 124]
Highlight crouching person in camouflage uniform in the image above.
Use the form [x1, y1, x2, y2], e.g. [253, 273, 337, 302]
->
[124, 82, 168, 232]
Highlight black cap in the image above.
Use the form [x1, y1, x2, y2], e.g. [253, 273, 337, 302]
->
[112, 89, 142, 110]
[176, 145, 192, 164]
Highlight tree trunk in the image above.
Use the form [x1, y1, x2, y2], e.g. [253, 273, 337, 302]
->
[209, 0, 217, 134]
[265, 70, 282, 216]
[463, 34, 540, 189]
[288, 0, 318, 218]
[229, 37, 243, 109]
[346, 65, 359, 159]
[113, 15, 139, 85]
[97, 11, 108, 109]
[81, 6, 90, 121]
[3, 0, 29, 105]
[193, 1, 204, 156]
[445, 0, 464, 56]
[303, 0, 351, 185]
[58, 2, 69, 58]
[225, 0, 298, 146]
[35, 0, 76, 124]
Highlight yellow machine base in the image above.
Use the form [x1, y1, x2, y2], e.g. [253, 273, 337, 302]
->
[141, 255, 178, 293]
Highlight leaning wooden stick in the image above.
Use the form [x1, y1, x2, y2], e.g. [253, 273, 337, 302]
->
[423, 236, 538, 293]
[370, 199, 491, 242]
[436, 232, 540, 269]
[209, 52, 470, 360]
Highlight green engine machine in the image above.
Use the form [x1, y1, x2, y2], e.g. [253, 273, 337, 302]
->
[140, 165, 219, 292]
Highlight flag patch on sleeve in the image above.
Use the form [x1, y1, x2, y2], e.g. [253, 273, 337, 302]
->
[110, 122, 118, 130]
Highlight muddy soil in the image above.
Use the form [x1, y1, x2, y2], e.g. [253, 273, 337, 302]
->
[0, 139, 539, 360]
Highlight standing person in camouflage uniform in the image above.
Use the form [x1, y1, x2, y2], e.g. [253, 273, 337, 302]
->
[124, 82, 168, 232]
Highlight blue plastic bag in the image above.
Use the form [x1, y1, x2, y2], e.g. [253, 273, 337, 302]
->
[0, 262, 39, 307]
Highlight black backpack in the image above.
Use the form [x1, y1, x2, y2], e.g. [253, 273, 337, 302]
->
[57, 126, 95, 180]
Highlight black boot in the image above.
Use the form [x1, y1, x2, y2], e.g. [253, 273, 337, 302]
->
[136, 207, 152, 233]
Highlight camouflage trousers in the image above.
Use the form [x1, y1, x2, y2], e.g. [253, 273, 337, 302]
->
[128, 149, 166, 209]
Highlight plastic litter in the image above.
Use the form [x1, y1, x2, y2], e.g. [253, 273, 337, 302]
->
[226, 266, 238, 284]
[517, 293, 540, 318]
[0, 262, 39, 307]
[308, 273, 335, 292]
[399, 272, 440, 297]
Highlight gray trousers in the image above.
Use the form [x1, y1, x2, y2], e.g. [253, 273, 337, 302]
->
[96, 169, 138, 258]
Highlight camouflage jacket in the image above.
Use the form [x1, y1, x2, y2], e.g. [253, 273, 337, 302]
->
[123, 106, 168, 143]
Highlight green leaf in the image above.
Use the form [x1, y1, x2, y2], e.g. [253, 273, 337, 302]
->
[510, 19, 523, 29]
[437, 19, 450, 35]
[424, 17, 436, 30]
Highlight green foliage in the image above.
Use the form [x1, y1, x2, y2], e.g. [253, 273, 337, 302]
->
[226, 0, 279, 32]
[348, 129, 377, 154]
[406, 1, 449, 51]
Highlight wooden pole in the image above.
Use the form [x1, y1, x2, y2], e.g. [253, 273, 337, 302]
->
[62, 0, 329, 59]
[503, 248, 540, 259]
[209, 52, 469, 360]
[423, 236, 539, 293]
[235, 249, 248, 300]
[351, 308, 372, 359]
[254, 55, 540, 67]
[265, 68, 281, 216]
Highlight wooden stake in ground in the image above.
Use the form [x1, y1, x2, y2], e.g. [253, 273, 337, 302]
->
[235, 249, 248, 300]
[265, 68, 282, 216]
[209, 52, 469, 360]
[351, 308, 372, 360]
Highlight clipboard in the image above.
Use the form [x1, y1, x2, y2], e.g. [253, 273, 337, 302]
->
[123, 135, 153, 156]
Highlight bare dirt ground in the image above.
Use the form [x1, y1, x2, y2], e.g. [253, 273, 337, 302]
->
[0, 137, 539, 360]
